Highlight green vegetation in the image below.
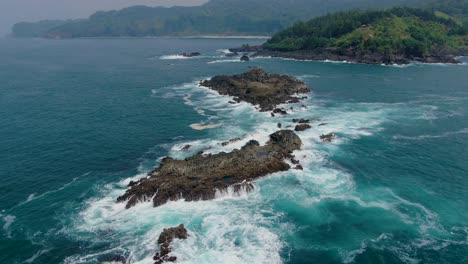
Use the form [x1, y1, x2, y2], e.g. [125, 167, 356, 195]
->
[264, 7, 468, 59]
[12, 0, 427, 38]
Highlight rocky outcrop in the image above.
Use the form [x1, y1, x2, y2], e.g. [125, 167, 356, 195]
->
[180, 145, 191, 152]
[254, 48, 463, 65]
[154, 224, 188, 264]
[117, 130, 302, 208]
[199, 68, 310, 111]
[292, 118, 310, 124]
[320, 133, 336, 142]
[179, 52, 201, 57]
[240, 55, 250, 61]
[295, 124, 311, 131]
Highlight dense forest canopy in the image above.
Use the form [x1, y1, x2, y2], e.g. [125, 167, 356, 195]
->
[12, 0, 428, 38]
[264, 6, 468, 60]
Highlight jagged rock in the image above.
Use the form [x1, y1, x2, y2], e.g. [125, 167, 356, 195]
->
[199, 68, 310, 112]
[240, 55, 250, 61]
[318, 123, 327, 126]
[277, 123, 282, 128]
[320, 133, 336, 142]
[181, 145, 191, 151]
[117, 130, 302, 208]
[295, 124, 311, 131]
[288, 97, 300, 103]
[179, 52, 201, 57]
[219, 137, 241, 147]
[128, 181, 138, 187]
[295, 165, 304, 170]
[292, 118, 310, 123]
[154, 224, 188, 264]
[273, 108, 288, 115]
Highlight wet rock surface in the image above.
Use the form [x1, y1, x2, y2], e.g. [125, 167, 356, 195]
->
[154, 224, 188, 264]
[117, 130, 302, 208]
[199, 68, 310, 111]
[320, 133, 336, 142]
[295, 124, 311, 131]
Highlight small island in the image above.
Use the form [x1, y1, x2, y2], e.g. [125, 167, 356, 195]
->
[117, 130, 302, 208]
[252, 7, 468, 65]
[200, 68, 310, 111]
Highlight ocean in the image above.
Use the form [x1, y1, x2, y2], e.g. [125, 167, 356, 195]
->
[0, 37, 467, 264]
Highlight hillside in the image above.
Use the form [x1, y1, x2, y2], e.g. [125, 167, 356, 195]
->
[11, 0, 427, 38]
[259, 7, 468, 64]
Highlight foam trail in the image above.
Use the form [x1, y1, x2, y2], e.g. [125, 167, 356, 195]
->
[3, 214, 16, 238]
[394, 128, 468, 140]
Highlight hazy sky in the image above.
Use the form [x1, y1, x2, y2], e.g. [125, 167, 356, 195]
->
[0, 0, 208, 36]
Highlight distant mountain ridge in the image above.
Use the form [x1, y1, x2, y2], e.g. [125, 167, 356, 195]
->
[12, 0, 428, 38]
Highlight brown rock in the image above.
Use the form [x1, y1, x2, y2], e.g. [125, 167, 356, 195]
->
[118, 130, 302, 208]
[200, 68, 310, 112]
[295, 124, 312, 132]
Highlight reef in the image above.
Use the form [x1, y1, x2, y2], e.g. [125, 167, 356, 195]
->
[199, 68, 310, 111]
[117, 130, 302, 208]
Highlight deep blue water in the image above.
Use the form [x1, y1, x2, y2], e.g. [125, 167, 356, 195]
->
[0, 38, 467, 264]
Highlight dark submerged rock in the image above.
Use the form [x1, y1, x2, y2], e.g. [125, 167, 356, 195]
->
[240, 55, 250, 61]
[295, 124, 311, 131]
[292, 118, 310, 123]
[98, 255, 126, 264]
[117, 130, 302, 208]
[219, 137, 241, 147]
[179, 52, 201, 57]
[199, 68, 310, 112]
[154, 224, 188, 264]
[272, 108, 288, 115]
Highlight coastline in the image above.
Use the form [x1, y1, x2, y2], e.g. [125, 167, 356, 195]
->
[254, 49, 465, 65]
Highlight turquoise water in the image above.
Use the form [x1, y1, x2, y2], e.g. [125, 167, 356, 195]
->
[0, 38, 467, 264]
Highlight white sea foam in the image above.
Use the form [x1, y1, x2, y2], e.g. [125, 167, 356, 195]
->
[207, 59, 244, 64]
[68, 72, 451, 263]
[3, 214, 16, 238]
[25, 249, 51, 263]
[394, 128, 468, 140]
[159, 54, 200, 60]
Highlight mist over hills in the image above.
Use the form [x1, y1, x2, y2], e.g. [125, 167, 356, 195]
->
[12, 0, 429, 38]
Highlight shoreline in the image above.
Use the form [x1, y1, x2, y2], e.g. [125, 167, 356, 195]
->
[254, 49, 465, 66]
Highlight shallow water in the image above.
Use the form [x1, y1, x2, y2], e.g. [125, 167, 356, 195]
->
[0, 38, 467, 264]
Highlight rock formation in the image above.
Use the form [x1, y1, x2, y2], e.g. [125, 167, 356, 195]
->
[199, 68, 310, 111]
[240, 55, 250, 61]
[117, 130, 302, 208]
[154, 224, 188, 264]
[295, 124, 311, 131]
[320, 133, 336, 142]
